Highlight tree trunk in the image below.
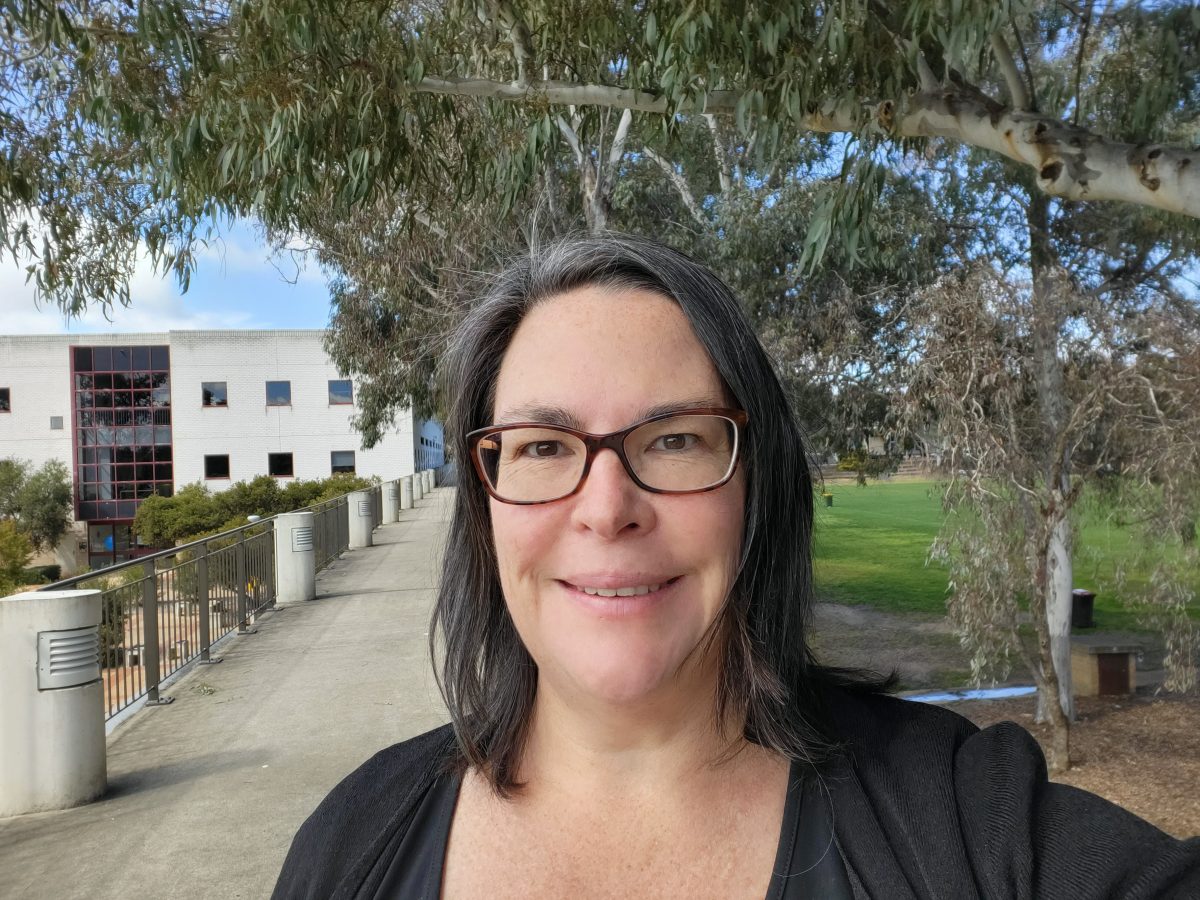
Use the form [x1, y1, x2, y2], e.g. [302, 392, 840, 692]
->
[1027, 192, 1076, 763]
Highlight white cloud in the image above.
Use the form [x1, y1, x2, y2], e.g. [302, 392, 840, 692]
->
[0, 217, 330, 335]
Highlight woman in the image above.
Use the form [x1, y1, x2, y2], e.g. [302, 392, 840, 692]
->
[274, 234, 1199, 899]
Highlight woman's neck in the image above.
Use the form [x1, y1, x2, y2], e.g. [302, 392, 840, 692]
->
[513, 656, 755, 804]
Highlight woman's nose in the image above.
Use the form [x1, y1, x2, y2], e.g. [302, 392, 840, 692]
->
[570, 447, 655, 539]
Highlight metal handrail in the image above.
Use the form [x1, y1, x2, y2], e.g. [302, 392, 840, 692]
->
[36, 475, 405, 722]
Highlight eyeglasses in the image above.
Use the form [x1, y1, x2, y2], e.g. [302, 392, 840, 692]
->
[467, 408, 748, 505]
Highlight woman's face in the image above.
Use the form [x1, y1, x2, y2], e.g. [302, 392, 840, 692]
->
[489, 285, 746, 708]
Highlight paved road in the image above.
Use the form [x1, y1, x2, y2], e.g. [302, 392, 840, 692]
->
[0, 488, 454, 900]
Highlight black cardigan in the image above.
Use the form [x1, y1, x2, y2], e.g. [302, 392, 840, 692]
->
[272, 688, 1200, 899]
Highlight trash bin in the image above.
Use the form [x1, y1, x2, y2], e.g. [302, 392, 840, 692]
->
[1071, 589, 1096, 629]
[823, 492, 834, 508]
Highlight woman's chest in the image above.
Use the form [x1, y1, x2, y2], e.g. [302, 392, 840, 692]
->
[440, 768, 789, 899]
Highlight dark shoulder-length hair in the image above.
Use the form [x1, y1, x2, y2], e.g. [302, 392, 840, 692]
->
[431, 232, 893, 796]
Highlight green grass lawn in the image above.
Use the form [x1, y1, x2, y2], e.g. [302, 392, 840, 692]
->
[812, 479, 1200, 632]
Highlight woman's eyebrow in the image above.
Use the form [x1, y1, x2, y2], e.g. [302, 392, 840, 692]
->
[496, 404, 586, 429]
[496, 397, 725, 429]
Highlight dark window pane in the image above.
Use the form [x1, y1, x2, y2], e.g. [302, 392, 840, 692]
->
[204, 455, 231, 479]
[132, 372, 151, 389]
[266, 381, 291, 406]
[136, 464, 154, 481]
[94, 373, 112, 390]
[154, 463, 173, 480]
[132, 347, 151, 370]
[77, 410, 94, 428]
[117, 501, 138, 521]
[81, 483, 98, 501]
[268, 453, 294, 477]
[81, 448, 97, 464]
[114, 447, 135, 463]
[134, 409, 152, 425]
[112, 390, 133, 408]
[151, 372, 168, 389]
[77, 428, 94, 447]
[98, 501, 117, 519]
[154, 483, 173, 498]
[151, 347, 170, 370]
[112, 373, 131, 391]
[328, 380, 353, 404]
[116, 483, 137, 500]
[135, 446, 154, 463]
[202, 382, 228, 407]
[331, 451, 355, 474]
[154, 445, 172, 462]
[75, 373, 93, 390]
[92, 347, 112, 371]
[133, 391, 153, 408]
[73, 347, 93, 371]
[94, 390, 112, 408]
[136, 483, 154, 499]
[115, 464, 134, 482]
[113, 347, 131, 370]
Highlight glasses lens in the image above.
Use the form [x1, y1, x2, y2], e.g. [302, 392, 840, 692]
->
[475, 426, 587, 502]
[624, 414, 738, 491]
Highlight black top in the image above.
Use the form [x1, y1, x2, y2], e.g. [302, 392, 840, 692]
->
[374, 759, 853, 899]
[272, 686, 1200, 899]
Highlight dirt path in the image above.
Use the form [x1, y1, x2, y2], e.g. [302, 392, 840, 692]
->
[810, 602, 986, 690]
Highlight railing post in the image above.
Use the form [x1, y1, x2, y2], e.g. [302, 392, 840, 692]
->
[142, 559, 173, 707]
[197, 542, 221, 665]
[236, 531, 256, 635]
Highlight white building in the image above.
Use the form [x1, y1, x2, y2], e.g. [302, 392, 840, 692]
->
[0, 330, 444, 574]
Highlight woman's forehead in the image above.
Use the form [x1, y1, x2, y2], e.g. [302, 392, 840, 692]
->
[492, 286, 729, 426]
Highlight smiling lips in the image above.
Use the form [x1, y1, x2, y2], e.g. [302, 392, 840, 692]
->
[562, 576, 681, 598]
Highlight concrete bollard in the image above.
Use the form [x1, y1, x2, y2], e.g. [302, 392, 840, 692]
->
[348, 490, 374, 549]
[274, 511, 316, 604]
[424, 470, 434, 493]
[1, 590, 106, 817]
[400, 476, 414, 510]
[382, 481, 399, 525]
[413, 472, 424, 502]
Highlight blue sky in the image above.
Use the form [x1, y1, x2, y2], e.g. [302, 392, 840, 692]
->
[0, 219, 333, 334]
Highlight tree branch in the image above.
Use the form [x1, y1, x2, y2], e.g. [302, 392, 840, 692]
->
[703, 114, 732, 194]
[554, 114, 584, 165]
[990, 32, 1030, 112]
[413, 75, 1200, 218]
[642, 146, 708, 228]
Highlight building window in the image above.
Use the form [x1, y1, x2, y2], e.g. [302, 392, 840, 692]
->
[204, 455, 231, 479]
[72, 345, 172, 525]
[328, 379, 353, 405]
[268, 452, 294, 478]
[266, 381, 291, 406]
[0, 388, 9, 412]
[50, 416, 64, 430]
[202, 382, 228, 407]
[331, 451, 355, 474]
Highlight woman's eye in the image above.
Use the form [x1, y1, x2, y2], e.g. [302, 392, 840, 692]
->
[520, 440, 565, 458]
[653, 433, 698, 451]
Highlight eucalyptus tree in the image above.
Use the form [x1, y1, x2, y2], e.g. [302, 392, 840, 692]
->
[3, 0, 1199, 766]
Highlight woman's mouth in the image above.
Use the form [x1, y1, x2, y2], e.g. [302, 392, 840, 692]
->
[558, 576, 682, 615]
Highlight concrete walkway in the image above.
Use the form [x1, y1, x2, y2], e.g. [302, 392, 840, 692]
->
[0, 488, 454, 900]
